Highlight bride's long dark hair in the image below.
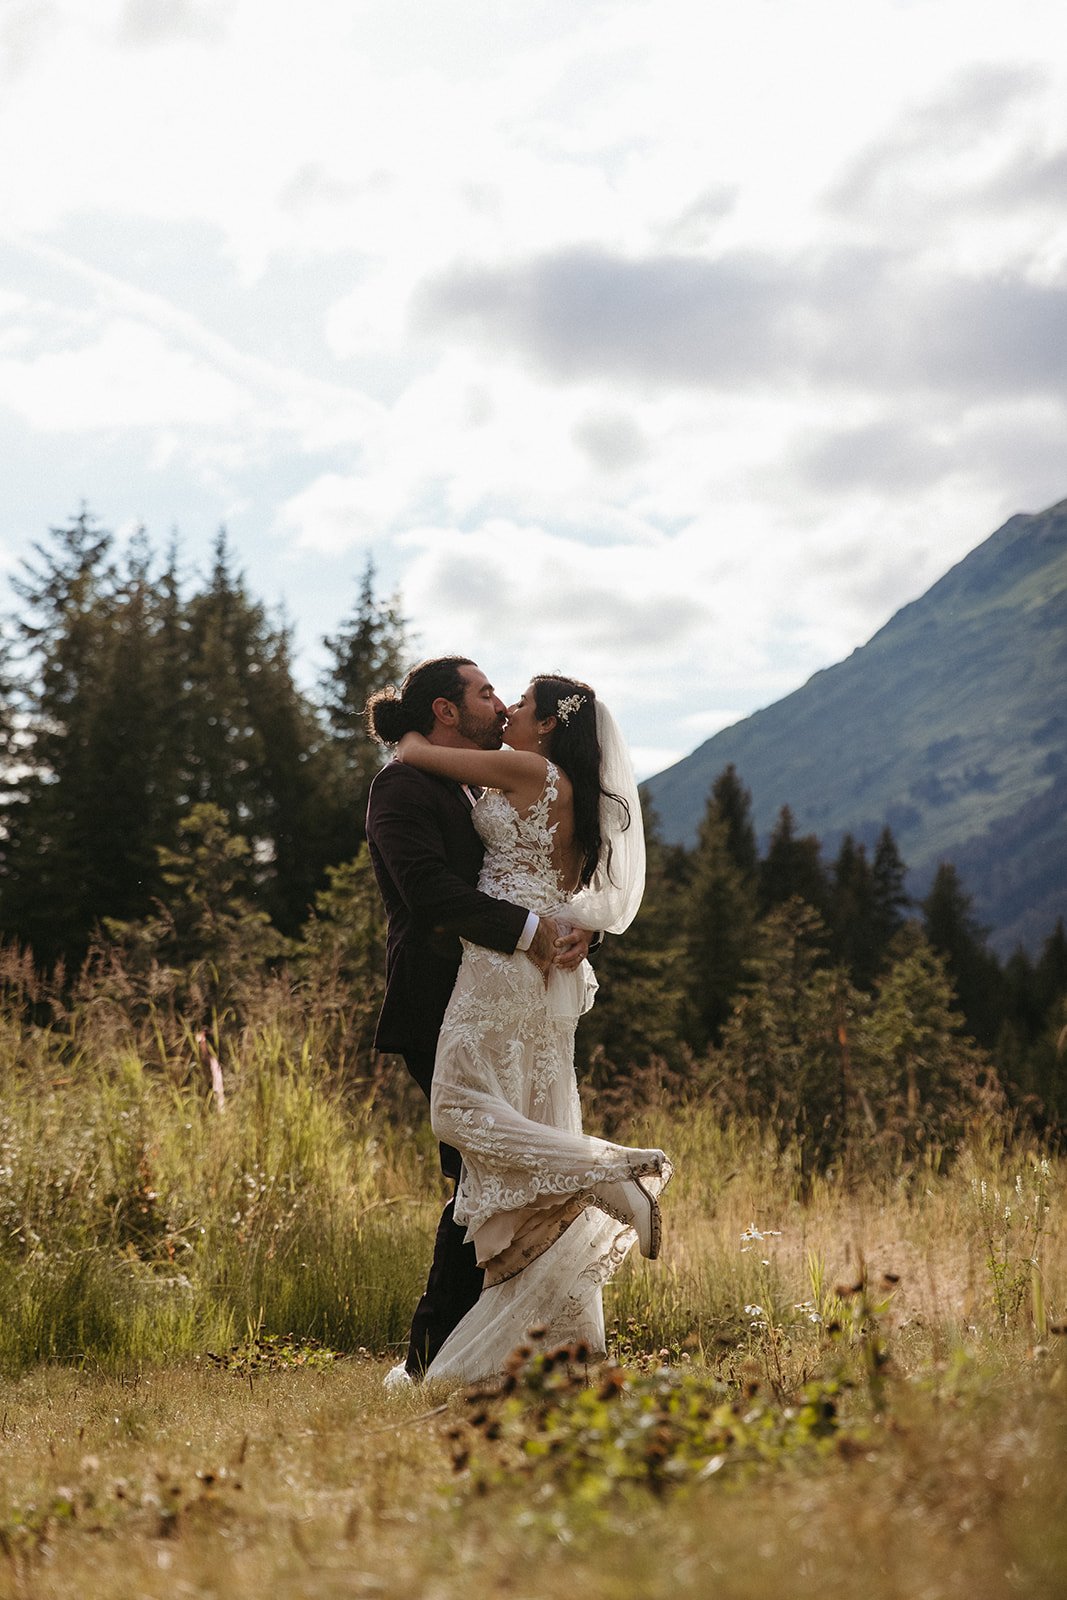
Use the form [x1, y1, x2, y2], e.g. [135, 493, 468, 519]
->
[532, 675, 631, 888]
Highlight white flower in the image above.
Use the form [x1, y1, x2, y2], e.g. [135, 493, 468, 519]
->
[740, 1222, 782, 1252]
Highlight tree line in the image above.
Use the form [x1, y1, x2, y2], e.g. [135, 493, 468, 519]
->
[0, 510, 405, 967]
[581, 768, 1067, 1150]
[1, 511, 1064, 1154]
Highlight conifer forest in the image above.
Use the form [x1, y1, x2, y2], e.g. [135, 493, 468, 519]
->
[1, 511, 1063, 1145]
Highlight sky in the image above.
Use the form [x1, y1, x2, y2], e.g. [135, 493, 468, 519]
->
[1, 0, 1065, 778]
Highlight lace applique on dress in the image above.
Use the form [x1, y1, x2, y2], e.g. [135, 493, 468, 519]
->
[473, 760, 567, 914]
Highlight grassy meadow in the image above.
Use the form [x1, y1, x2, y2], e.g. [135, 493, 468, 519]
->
[0, 960, 1065, 1599]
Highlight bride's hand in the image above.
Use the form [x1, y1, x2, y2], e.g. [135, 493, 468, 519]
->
[554, 925, 593, 970]
[395, 731, 428, 762]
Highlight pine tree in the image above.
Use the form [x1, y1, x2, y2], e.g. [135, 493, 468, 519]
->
[1008, 920, 1067, 1132]
[714, 898, 865, 1172]
[80, 531, 191, 930]
[105, 803, 289, 1020]
[0, 628, 18, 823]
[0, 510, 119, 962]
[1001, 947, 1043, 1043]
[710, 764, 758, 882]
[181, 532, 332, 932]
[320, 558, 410, 863]
[0, 517, 340, 965]
[870, 826, 910, 964]
[1036, 919, 1067, 1013]
[758, 805, 829, 918]
[828, 833, 881, 990]
[681, 784, 759, 1049]
[861, 926, 995, 1153]
[577, 793, 687, 1083]
[921, 862, 1003, 1048]
[291, 847, 389, 1078]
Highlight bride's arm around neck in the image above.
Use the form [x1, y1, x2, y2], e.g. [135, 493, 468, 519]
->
[395, 733, 549, 808]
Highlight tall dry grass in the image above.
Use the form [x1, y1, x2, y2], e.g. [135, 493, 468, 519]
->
[0, 947, 1062, 1375]
[0, 956, 438, 1371]
[0, 945, 1065, 1597]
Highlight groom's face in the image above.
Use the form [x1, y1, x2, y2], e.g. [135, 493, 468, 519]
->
[454, 665, 508, 748]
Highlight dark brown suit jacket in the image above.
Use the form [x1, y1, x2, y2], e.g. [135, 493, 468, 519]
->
[365, 761, 529, 1059]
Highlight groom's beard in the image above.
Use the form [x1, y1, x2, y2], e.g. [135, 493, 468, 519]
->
[456, 707, 506, 749]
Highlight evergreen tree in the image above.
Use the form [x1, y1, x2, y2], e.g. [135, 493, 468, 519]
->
[828, 834, 874, 986]
[0, 628, 18, 816]
[181, 533, 332, 933]
[151, 536, 195, 822]
[80, 531, 191, 931]
[1035, 919, 1067, 1013]
[1007, 921, 1067, 1132]
[577, 793, 687, 1083]
[710, 764, 758, 882]
[681, 784, 758, 1049]
[0, 516, 341, 965]
[921, 863, 1003, 1048]
[870, 826, 910, 966]
[0, 511, 119, 962]
[320, 558, 410, 863]
[104, 803, 288, 1020]
[714, 899, 865, 1172]
[861, 926, 994, 1154]
[1001, 947, 1043, 1044]
[291, 847, 389, 1077]
[1024, 993, 1067, 1133]
[758, 805, 829, 918]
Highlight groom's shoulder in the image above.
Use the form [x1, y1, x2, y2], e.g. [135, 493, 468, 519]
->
[368, 760, 452, 809]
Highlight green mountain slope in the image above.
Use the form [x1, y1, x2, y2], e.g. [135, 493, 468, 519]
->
[644, 498, 1067, 954]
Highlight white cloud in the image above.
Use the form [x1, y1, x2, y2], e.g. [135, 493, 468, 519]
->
[395, 519, 709, 716]
[0, 0, 1063, 770]
[277, 473, 386, 557]
[0, 318, 242, 430]
[631, 746, 687, 782]
[117, 0, 229, 46]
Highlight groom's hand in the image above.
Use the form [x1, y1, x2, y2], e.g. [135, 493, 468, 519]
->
[554, 926, 593, 970]
[524, 917, 561, 982]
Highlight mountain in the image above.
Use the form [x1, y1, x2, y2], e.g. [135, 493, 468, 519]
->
[644, 498, 1067, 955]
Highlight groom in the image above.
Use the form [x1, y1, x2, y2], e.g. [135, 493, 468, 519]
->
[365, 655, 592, 1377]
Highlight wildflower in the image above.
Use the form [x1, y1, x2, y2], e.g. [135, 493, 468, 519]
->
[740, 1223, 782, 1253]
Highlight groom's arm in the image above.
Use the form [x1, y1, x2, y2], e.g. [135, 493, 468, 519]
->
[367, 763, 529, 953]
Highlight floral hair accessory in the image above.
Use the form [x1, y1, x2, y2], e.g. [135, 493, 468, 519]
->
[556, 692, 586, 724]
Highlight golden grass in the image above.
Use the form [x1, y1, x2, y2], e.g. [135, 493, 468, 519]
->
[2, 981, 1066, 1598]
[1, 1109, 1065, 1600]
[0, 1342, 1064, 1600]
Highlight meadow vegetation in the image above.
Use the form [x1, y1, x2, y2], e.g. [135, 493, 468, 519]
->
[0, 943, 1064, 1600]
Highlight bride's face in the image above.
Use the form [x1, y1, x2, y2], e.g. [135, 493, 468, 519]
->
[503, 685, 543, 752]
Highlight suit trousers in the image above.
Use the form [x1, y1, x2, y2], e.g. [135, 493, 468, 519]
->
[402, 1047, 484, 1376]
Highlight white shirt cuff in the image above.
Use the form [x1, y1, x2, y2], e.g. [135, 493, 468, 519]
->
[516, 911, 539, 952]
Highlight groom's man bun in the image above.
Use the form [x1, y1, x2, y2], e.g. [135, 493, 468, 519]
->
[365, 656, 475, 744]
[364, 686, 409, 745]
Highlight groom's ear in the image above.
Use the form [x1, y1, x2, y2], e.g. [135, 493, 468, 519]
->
[431, 695, 459, 728]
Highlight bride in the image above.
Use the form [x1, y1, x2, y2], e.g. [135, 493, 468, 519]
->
[394, 674, 671, 1383]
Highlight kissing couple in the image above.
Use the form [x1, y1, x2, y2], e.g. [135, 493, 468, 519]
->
[365, 657, 672, 1386]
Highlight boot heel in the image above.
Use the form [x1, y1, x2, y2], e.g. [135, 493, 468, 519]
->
[592, 1176, 662, 1260]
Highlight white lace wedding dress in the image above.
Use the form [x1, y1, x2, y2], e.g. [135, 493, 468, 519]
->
[424, 763, 671, 1384]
